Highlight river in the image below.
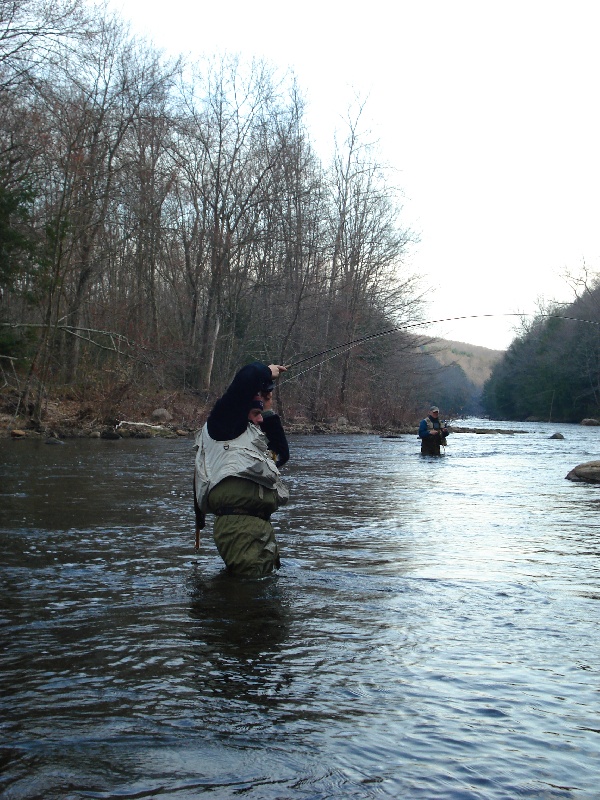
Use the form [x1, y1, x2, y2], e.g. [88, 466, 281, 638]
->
[1, 419, 599, 799]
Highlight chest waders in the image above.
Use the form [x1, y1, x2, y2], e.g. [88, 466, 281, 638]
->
[420, 417, 447, 456]
[195, 424, 288, 577]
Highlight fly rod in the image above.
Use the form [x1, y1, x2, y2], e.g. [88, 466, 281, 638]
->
[280, 312, 600, 379]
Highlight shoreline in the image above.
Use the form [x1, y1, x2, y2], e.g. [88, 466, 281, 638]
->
[1, 414, 530, 441]
[0, 414, 416, 440]
[1, 388, 549, 441]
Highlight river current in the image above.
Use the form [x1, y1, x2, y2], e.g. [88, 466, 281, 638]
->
[1, 419, 599, 799]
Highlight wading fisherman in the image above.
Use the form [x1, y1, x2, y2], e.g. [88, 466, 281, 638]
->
[193, 361, 290, 577]
[418, 405, 450, 456]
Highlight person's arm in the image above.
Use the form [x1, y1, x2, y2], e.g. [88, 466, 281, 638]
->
[419, 419, 438, 438]
[261, 411, 290, 468]
[207, 362, 283, 441]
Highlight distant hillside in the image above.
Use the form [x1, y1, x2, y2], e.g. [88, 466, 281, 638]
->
[424, 339, 504, 389]
[417, 339, 504, 416]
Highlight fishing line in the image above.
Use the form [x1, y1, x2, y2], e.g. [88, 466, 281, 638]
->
[279, 312, 600, 385]
[280, 341, 366, 385]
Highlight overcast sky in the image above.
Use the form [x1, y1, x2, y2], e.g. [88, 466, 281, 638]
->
[111, 0, 600, 350]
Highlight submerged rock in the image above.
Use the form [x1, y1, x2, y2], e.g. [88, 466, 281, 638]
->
[566, 461, 600, 483]
[549, 432, 565, 439]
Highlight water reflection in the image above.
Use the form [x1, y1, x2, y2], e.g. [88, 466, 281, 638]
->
[187, 568, 290, 660]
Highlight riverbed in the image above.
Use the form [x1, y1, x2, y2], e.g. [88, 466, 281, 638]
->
[1, 419, 599, 798]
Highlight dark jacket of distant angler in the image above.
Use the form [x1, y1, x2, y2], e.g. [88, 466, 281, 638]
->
[193, 361, 289, 577]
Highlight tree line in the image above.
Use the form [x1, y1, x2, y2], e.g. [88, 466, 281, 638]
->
[482, 273, 600, 422]
[1, 0, 460, 429]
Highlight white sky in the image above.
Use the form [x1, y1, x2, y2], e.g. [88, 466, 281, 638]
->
[112, 0, 600, 350]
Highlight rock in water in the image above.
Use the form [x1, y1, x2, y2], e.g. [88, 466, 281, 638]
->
[566, 461, 600, 483]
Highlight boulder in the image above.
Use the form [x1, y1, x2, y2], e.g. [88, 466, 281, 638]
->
[566, 461, 600, 483]
[580, 418, 600, 426]
[100, 428, 121, 440]
[549, 432, 565, 439]
[151, 408, 172, 423]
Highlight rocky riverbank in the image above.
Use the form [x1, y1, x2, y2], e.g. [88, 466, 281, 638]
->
[0, 387, 552, 441]
[0, 389, 410, 440]
[0, 411, 414, 440]
[1, 408, 529, 442]
[0, 388, 201, 440]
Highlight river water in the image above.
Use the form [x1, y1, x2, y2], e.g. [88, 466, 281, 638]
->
[1, 419, 599, 799]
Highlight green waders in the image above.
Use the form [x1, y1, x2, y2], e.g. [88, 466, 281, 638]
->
[207, 476, 280, 578]
[421, 438, 442, 455]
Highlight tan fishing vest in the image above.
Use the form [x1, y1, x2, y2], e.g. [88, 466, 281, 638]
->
[194, 423, 289, 513]
[423, 416, 447, 445]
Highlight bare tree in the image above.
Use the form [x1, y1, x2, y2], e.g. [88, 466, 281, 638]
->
[175, 56, 297, 391]
[305, 104, 418, 418]
[0, 0, 89, 89]
[34, 18, 177, 382]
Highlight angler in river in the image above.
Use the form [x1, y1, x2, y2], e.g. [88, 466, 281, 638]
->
[418, 405, 450, 455]
[193, 361, 290, 577]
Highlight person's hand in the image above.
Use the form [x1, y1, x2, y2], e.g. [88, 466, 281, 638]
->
[268, 364, 287, 379]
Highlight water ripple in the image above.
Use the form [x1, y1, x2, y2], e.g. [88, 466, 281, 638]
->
[1, 427, 600, 798]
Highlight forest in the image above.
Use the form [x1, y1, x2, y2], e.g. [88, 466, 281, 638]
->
[1, 0, 459, 431]
[482, 273, 600, 422]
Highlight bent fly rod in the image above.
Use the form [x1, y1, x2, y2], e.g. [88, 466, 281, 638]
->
[279, 312, 600, 383]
